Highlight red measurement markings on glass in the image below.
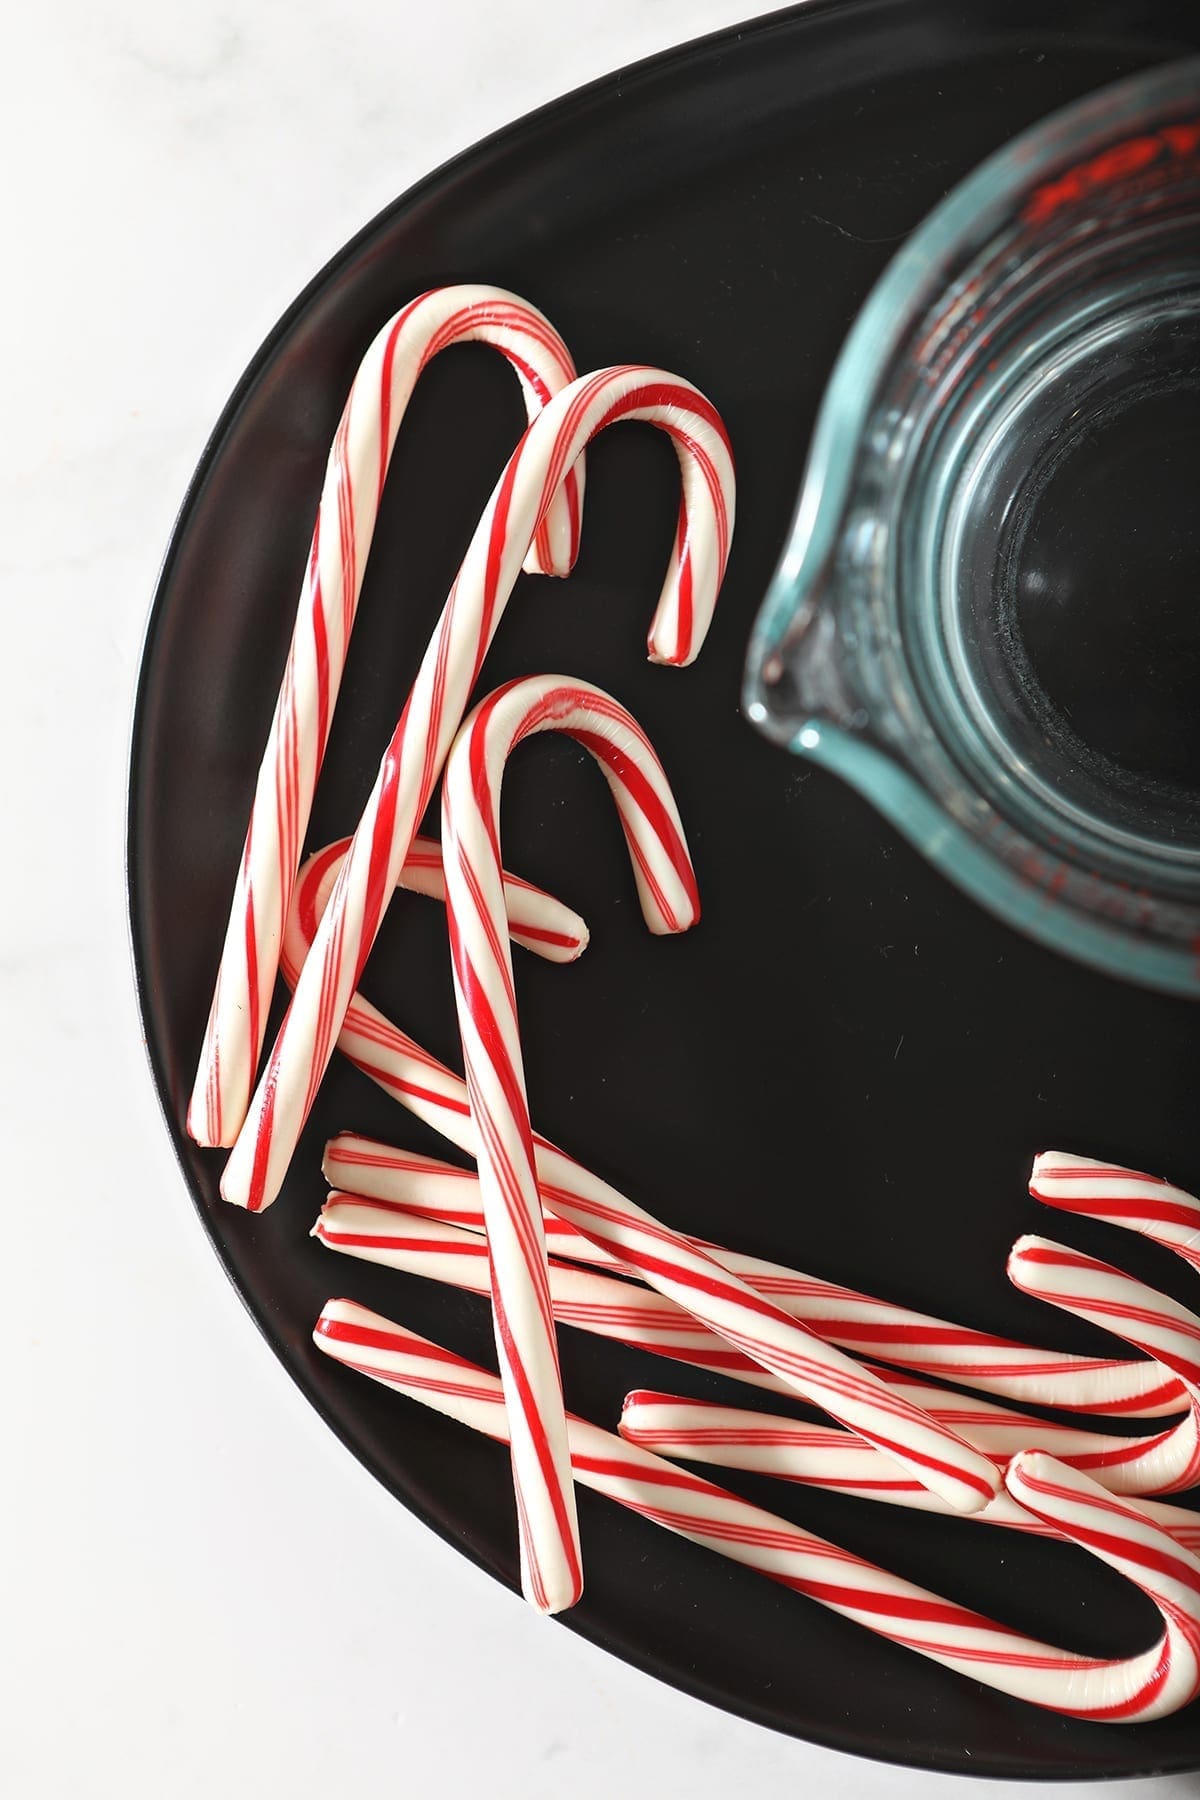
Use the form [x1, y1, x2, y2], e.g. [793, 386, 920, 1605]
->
[1023, 118, 1200, 225]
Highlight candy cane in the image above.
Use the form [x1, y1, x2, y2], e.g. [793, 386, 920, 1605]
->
[288, 847, 999, 1518]
[616, 1390, 1200, 1552]
[1030, 1151, 1200, 1274]
[277, 835, 588, 992]
[321, 1148, 628, 1270]
[313, 1299, 1200, 1722]
[1003, 1152, 1200, 1494]
[1009, 1238, 1200, 1492]
[313, 1193, 1200, 1551]
[221, 365, 735, 1212]
[314, 1195, 821, 1388]
[440, 675, 701, 1611]
[317, 1128, 1182, 1417]
[188, 285, 585, 1148]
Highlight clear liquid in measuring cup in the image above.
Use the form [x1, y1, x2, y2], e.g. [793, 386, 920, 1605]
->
[936, 277, 1200, 860]
[1009, 354, 1200, 795]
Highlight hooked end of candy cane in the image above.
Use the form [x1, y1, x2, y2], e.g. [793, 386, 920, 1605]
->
[521, 463, 585, 580]
[1030, 1150, 1117, 1196]
[1002, 1449, 1076, 1511]
[512, 917, 590, 964]
[1003, 1449, 1159, 1543]
[1006, 1234, 1085, 1304]
[1007, 1232, 1049, 1280]
[617, 1390, 669, 1443]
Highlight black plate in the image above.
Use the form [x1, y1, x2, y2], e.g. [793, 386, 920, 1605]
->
[128, 1, 1200, 1778]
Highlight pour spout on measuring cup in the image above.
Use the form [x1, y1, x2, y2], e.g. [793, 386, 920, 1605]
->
[744, 558, 867, 751]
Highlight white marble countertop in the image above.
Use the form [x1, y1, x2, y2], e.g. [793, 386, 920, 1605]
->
[5, 2, 1194, 1793]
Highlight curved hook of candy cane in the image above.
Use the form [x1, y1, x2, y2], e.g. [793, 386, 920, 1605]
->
[221, 365, 734, 1211]
[278, 834, 589, 995]
[1008, 1235, 1200, 1494]
[436, 674, 699, 1612]
[1002, 1453, 1200, 1721]
[277, 816, 1001, 1521]
[188, 285, 585, 1149]
[1030, 1152, 1200, 1276]
[313, 1301, 1200, 1722]
[1016, 1153, 1200, 1493]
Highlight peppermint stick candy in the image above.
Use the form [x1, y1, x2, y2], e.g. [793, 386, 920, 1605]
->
[318, 1130, 1181, 1417]
[221, 365, 736, 1212]
[439, 675, 701, 1612]
[617, 1391, 1200, 1551]
[188, 285, 584, 1148]
[313, 1300, 1200, 1722]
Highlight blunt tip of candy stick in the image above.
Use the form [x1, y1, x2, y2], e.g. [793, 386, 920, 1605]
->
[646, 639, 699, 670]
[1006, 1234, 1066, 1290]
[320, 1135, 353, 1183]
[185, 1091, 232, 1151]
[1007, 1232, 1041, 1267]
[1029, 1149, 1104, 1190]
[645, 900, 701, 939]
[1003, 1448, 1059, 1496]
[515, 919, 590, 964]
[313, 1297, 360, 1340]
[218, 1155, 271, 1213]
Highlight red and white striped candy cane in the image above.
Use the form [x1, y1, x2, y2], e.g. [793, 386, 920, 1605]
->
[321, 1148, 628, 1269]
[617, 1389, 1200, 1552]
[440, 674, 701, 1612]
[188, 285, 585, 1148]
[1004, 1152, 1200, 1492]
[314, 1195, 814, 1387]
[1031, 1151, 1200, 1274]
[1009, 1237, 1200, 1492]
[292, 895, 998, 1513]
[221, 365, 735, 1212]
[277, 835, 588, 995]
[316, 1126, 1181, 1417]
[312, 1194, 1200, 1552]
[313, 1299, 1200, 1721]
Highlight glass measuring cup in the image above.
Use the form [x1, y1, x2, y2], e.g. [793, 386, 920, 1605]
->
[744, 59, 1200, 997]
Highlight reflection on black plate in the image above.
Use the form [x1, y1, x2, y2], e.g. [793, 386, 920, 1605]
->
[128, 0, 1200, 1777]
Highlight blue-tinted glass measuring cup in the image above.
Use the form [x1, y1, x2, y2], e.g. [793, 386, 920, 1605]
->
[745, 59, 1200, 996]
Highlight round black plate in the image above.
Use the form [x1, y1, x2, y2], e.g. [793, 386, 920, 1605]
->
[129, 1, 1200, 1778]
